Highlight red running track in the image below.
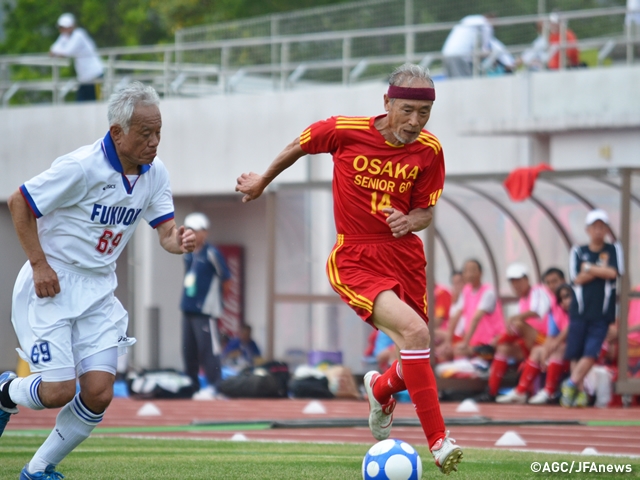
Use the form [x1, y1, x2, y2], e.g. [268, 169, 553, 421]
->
[6, 398, 640, 456]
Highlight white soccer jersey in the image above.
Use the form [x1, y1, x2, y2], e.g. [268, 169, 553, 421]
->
[20, 132, 175, 275]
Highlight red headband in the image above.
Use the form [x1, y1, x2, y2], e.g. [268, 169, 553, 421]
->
[387, 85, 435, 101]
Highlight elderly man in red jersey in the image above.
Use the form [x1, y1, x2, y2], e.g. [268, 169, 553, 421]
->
[236, 63, 463, 474]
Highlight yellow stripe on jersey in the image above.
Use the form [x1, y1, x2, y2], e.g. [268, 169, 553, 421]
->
[427, 189, 443, 207]
[420, 132, 440, 142]
[419, 133, 442, 151]
[417, 137, 441, 154]
[327, 235, 374, 312]
[299, 128, 312, 145]
[335, 117, 371, 129]
[385, 141, 404, 148]
[418, 132, 440, 145]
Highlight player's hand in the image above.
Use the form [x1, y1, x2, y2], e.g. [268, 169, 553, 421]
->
[236, 172, 267, 203]
[178, 225, 196, 253]
[382, 208, 411, 238]
[32, 261, 60, 298]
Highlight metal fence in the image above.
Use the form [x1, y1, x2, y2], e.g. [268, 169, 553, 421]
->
[176, 0, 626, 43]
[0, 5, 638, 106]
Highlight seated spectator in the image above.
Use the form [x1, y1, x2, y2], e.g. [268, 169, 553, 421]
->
[433, 271, 464, 348]
[222, 325, 263, 370]
[597, 286, 640, 407]
[519, 13, 580, 71]
[497, 283, 572, 404]
[541, 267, 565, 301]
[370, 330, 397, 372]
[519, 20, 550, 71]
[547, 13, 581, 69]
[628, 286, 640, 361]
[484, 37, 516, 74]
[478, 263, 552, 402]
[437, 260, 505, 362]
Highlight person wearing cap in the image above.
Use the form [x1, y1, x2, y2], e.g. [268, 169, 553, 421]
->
[476, 262, 552, 402]
[560, 209, 623, 408]
[497, 269, 571, 405]
[50, 13, 104, 102]
[519, 13, 580, 71]
[546, 12, 581, 70]
[180, 212, 231, 400]
[236, 63, 463, 473]
[441, 14, 497, 78]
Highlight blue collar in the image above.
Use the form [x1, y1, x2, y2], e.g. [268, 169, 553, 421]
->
[101, 131, 151, 175]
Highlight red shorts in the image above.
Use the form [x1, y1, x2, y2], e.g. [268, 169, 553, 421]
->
[497, 332, 546, 358]
[326, 233, 428, 324]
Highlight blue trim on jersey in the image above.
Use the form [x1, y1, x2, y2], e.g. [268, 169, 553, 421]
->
[19, 185, 43, 218]
[150, 212, 174, 229]
[101, 132, 151, 195]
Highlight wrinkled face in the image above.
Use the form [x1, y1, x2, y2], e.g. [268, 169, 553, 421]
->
[586, 220, 607, 244]
[462, 261, 481, 285]
[112, 104, 162, 167]
[509, 276, 530, 298]
[384, 87, 433, 144]
[451, 273, 464, 295]
[558, 287, 572, 311]
[543, 272, 563, 294]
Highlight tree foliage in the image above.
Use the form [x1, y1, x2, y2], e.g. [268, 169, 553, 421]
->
[0, 0, 357, 54]
[0, 0, 628, 55]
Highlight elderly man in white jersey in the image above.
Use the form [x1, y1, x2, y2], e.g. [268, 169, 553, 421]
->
[0, 82, 195, 480]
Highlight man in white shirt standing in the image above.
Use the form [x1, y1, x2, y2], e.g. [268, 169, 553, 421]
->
[441, 14, 496, 78]
[50, 13, 104, 102]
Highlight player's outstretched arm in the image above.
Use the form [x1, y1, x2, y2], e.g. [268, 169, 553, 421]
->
[7, 189, 60, 298]
[156, 220, 196, 254]
[235, 137, 307, 203]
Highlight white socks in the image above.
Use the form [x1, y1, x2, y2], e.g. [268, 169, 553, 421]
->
[8, 374, 45, 410]
[28, 394, 103, 473]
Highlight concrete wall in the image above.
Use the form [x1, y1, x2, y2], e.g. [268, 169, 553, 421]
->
[1, 65, 639, 372]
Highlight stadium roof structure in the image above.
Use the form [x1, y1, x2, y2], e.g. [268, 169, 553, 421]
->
[265, 166, 640, 394]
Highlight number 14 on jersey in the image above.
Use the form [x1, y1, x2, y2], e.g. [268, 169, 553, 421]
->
[370, 191, 391, 214]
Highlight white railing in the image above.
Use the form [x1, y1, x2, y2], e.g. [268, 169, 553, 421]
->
[0, 7, 638, 107]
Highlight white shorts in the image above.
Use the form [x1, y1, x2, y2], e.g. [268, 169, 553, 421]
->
[12, 260, 136, 380]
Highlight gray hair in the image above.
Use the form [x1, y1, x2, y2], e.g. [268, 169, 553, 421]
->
[388, 63, 434, 88]
[107, 82, 160, 133]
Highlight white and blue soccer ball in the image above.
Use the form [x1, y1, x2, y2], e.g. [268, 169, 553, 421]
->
[362, 439, 423, 480]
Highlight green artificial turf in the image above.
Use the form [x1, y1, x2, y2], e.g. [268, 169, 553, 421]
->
[1, 436, 639, 479]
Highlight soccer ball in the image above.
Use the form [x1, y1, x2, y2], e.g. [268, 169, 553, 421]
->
[362, 439, 422, 480]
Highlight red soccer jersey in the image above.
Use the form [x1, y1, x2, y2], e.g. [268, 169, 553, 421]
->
[299, 115, 445, 235]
